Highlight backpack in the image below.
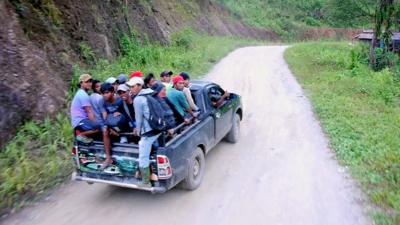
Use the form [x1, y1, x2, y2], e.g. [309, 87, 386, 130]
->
[144, 95, 168, 131]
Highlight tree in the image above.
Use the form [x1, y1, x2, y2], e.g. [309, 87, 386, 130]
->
[369, 0, 396, 68]
[325, 0, 376, 27]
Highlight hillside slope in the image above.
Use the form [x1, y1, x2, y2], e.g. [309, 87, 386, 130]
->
[0, 0, 277, 149]
[218, 0, 364, 40]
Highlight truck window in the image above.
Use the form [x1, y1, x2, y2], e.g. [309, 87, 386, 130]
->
[208, 86, 226, 108]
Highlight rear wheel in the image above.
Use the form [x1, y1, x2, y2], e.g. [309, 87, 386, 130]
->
[225, 113, 240, 143]
[181, 147, 205, 190]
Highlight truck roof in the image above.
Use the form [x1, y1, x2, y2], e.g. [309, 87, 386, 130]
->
[190, 80, 214, 91]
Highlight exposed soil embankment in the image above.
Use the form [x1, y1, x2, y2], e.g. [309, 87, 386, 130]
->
[0, 0, 278, 149]
[0, 1, 69, 147]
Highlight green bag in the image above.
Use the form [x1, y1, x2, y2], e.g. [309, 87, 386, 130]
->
[116, 159, 137, 173]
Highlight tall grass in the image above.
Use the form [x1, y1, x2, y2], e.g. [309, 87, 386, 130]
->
[0, 114, 72, 214]
[285, 42, 400, 225]
[0, 30, 261, 216]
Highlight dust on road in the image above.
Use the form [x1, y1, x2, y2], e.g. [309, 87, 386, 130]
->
[2, 46, 371, 225]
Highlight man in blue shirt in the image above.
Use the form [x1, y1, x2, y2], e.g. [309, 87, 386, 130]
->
[101, 83, 129, 133]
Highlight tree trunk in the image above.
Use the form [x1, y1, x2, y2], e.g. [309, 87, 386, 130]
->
[369, 0, 395, 69]
[369, 35, 377, 67]
[370, 3, 381, 67]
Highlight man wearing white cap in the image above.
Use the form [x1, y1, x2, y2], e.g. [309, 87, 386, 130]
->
[117, 84, 136, 143]
[126, 77, 161, 187]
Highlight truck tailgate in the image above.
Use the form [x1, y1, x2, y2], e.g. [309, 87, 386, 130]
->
[73, 141, 167, 193]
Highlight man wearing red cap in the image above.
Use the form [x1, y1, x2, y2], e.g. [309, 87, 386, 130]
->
[129, 71, 143, 79]
[166, 75, 194, 122]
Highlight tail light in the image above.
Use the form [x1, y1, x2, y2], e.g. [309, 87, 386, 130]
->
[157, 156, 165, 164]
[157, 155, 172, 179]
[157, 156, 169, 164]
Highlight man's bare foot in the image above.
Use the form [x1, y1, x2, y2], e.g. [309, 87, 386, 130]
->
[100, 158, 113, 170]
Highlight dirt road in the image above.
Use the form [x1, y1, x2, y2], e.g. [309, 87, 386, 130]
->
[2, 46, 371, 225]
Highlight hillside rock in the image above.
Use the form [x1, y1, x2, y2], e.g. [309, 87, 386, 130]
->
[0, 0, 277, 149]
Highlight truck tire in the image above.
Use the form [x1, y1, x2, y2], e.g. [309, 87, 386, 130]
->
[225, 113, 240, 143]
[181, 147, 205, 190]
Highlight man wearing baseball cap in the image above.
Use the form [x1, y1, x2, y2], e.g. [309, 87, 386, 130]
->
[71, 74, 96, 137]
[117, 84, 136, 141]
[166, 75, 194, 123]
[117, 74, 127, 84]
[105, 77, 118, 94]
[70, 74, 113, 169]
[130, 71, 143, 79]
[126, 77, 160, 187]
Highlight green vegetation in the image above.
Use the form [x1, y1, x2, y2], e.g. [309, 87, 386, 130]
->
[369, 0, 399, 71]
[43, 0, 63, 27]
[0, 115, 72, 214]
[9, 0, 63, 27]
[77, 30, 259, 81]
[323, 0, 376, 27]
[285, 42, 400, 225]
[0, 31, 261, 216]
[217, 0, 377, 40]
[79, 42, 97, 66]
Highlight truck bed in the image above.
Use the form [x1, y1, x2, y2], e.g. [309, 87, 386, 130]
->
[72, 120, 205, 193]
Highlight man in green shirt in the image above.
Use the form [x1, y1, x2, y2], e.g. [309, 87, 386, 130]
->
[167, 76, 195, 122]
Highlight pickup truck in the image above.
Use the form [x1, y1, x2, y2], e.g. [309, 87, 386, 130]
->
[71, 80, 243, 193]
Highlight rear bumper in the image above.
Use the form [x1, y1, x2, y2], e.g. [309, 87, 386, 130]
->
[71, 172, 167, 193]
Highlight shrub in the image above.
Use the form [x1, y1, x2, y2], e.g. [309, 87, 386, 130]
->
[304, 16, 321, 26]
[349, 43, 370, 69]
[373, 48, 399, 71]
[171, 28, 194, 50]
[79, 42, 96, 65]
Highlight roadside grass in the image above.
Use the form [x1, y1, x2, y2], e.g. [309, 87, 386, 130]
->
[0, 31, 262, 216]
[0, 114, 73, 214]
[285, 42, 400, 225]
